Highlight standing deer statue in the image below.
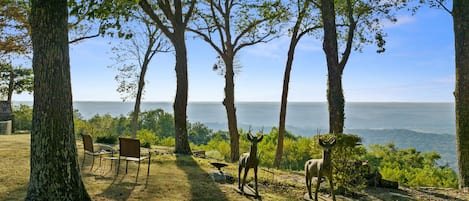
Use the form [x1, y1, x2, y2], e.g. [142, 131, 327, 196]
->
[238, 130, 264, 197]
[305, 136, 336, 201]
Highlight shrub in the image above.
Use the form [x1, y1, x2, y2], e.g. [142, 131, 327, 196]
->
[137, 129, 159, 148]
[365, 143, 458, 188]
[95, 133, 118, 145]
[159, 137, 175, 147]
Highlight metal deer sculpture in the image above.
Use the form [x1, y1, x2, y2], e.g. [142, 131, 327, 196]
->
[305, 136, 336, 201]
[238, 130, 264, 197]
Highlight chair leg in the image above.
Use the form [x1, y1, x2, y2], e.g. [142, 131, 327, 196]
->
[147, 155, 151, 178]
[110, 158, 113, 172]
[99, 154, 102, 167]
[125, 160, 129, 174]
[82, 153, 86, 169]
[136, 161, 141, 182]
[90, 156, 95, 171]
[117, 158, 121, 176]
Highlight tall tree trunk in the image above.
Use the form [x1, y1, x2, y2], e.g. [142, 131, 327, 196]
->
[274, 37, 299, 168]
[453, 0, 469, 190]
[26, 0, 91, 200]
[131, 60, 150, 138]
[223, 57, 239, 162]
[7, 67, 14, 133]
[172, 29, 191, 155]
[7, 67, 14, 107]
[320, 0, 344, 134]
[327, 70, 344, 134]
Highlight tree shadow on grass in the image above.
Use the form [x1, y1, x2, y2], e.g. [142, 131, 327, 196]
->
[176, 155, 229, 201]
[414, 188, 467, 201]
[93, 170, 137, 200]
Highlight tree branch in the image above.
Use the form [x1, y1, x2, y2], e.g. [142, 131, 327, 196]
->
[68, 32, 100, 44]
[183, 0, 197, 26]
[437, 0, 452, 15]
[233, 18, 269, 48]
[338, 0, 356, 73]
[188, 28, 224, 56]
[138, 0, 173, 40]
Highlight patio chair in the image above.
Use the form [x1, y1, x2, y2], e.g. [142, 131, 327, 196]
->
[116, 137, 151, 182]
[81, 134, 114, 171]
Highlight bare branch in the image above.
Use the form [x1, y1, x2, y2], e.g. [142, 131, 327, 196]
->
[338, 0, 356, 72]
[68, 32, 100, 44]
[138, 0, 173, 40]
[437, 0, 452, 15]
[187, 27, 224, 56]
[183, 0, 197, 26]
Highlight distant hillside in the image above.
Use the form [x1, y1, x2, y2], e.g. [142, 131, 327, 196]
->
[348, 129, 457, 170]
[201, 123, 458, 171]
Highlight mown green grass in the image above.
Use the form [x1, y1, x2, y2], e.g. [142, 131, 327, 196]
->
[0, 134, 306, 201]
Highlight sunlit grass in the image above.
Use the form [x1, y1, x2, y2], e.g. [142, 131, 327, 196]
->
[0, 134, 307, 201]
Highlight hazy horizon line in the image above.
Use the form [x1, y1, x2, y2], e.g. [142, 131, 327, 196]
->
[13, 100, 455, 104]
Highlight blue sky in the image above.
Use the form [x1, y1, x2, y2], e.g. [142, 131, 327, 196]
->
[15, 6, 455, 102]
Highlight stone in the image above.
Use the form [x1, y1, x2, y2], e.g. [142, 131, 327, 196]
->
[209, 170, 234, 184]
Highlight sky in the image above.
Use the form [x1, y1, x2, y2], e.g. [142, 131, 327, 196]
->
[14, 6, 456, 103]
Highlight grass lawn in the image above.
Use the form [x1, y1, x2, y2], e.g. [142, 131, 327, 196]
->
[0, 134, 304, 201]
[2, 134, 468, 201]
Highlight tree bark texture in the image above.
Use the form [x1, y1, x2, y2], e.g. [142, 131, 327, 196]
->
[274, 36, 299, 168]
[172, 29, 191, 154]
[453, 0, 469, 190]
[320, 0, 344, 134]
[223, 57, 240, 162]
[26, 0, 91, 200]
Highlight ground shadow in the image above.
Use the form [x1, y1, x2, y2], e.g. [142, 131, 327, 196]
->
[364, 187, 415, 201]
[414, 188, 467, 201]
[176, 155, 229, 201]
[94, 172, 137, 200]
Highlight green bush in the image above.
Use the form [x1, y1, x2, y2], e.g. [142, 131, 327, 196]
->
[365, 143, 458, 188]
[159, 137, 175, 147]
[137, 129, 158, 148]
[95, 133, 118, 145]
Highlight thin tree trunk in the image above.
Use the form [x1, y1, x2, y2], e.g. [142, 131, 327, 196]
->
[7, 67, 14, 133]
[223, 57, 239, 162]
[453, 0, 469, 190]
[173, 29, 191, 155]
[274, 37, 299, 168]
[320, 0, 344, 134]
[26, 0, 90, 200]
[7, 67, 14, 107]
[131, 60, 150, 138]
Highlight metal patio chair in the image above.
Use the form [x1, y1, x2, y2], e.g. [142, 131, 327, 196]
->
[116, 137, 151, 182]
[81, 134, 114, 171]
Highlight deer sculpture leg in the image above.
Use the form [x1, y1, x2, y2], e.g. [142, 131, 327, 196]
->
[242, 167, 249, 193]
[238, 165, 243, 190]
[254, 166, 259, 196]
[306, 172, 312, 199]
[328, 174, 336, 201]
[315, 173, 322, 201]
